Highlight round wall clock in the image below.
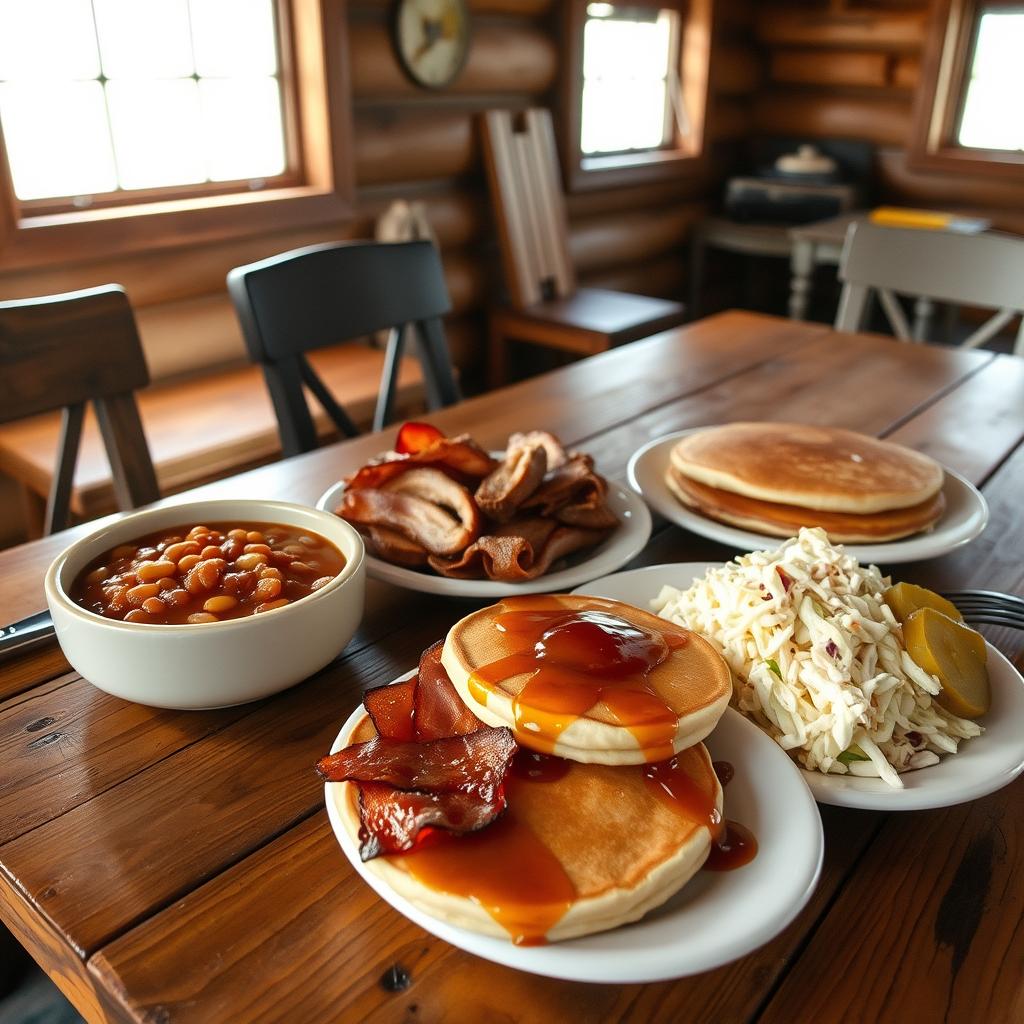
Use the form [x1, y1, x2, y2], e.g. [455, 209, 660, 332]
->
[393, 0, 471, 90]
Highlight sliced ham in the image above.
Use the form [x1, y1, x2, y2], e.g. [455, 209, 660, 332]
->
[475, 441, 547, 522]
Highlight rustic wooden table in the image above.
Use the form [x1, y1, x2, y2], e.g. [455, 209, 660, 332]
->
[2, 311, 1023, 1024]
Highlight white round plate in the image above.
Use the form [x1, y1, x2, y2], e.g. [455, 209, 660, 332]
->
[323, 675, 823, 983]
[627, 429, 989, 565]
[575, 563, 1024, 811]
[315, 478, 651, 598]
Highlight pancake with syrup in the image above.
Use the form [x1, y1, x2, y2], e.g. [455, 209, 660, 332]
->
[440, 594, 732, 765]
[337, 712, 726, 944]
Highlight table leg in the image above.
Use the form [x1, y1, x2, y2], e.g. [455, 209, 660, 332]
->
[789, 241, 814, 321]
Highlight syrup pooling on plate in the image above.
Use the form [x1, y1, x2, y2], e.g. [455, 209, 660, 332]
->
[468, 597, 687, 757]
[399, 778, 576, 947]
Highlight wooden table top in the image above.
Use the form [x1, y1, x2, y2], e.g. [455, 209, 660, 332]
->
[2, 310, 1023, 1024]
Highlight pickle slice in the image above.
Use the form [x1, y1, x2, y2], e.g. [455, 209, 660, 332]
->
[884, 582, 963, 625]
[903, 607, 990, 719]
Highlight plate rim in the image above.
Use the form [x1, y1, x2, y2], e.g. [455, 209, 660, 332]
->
[573, 561, 1024, 811]
[315, 478, 653, 597]
[626, 428, 989, 565]
[323, 671, 824, 984]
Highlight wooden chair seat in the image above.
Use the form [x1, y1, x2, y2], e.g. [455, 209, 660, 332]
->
[0, 343, 428, 525]
[496, 286, 687, 350]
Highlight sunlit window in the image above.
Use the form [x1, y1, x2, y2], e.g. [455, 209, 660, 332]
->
[580, 3, 678, 156]
[957, 10, 1024, 152]
[0, 0, 289, 206]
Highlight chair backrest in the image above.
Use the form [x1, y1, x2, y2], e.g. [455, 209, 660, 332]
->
[227, 239, 458, 456]
[836, 223, 1024, 350]
[0, 285, 159, 534]
[481, 108, 576, 308]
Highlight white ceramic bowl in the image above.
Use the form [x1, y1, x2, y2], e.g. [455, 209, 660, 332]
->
[44, 499, 366, 709]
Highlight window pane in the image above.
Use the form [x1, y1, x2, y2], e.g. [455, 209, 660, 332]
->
[106, 79, 205, 189]
[582, 79, 668, 155]
[581, 10, 673, 154]
[93, 0, 194, 79]
[0, 0, 100, 80]
[190, 0, 278, 77]
[199, 77, 286, 181]
[0, 82, 116, 199]
[958, 12, 1024, 152]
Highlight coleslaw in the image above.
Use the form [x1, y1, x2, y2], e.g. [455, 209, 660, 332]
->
[652, 528, 981, 788]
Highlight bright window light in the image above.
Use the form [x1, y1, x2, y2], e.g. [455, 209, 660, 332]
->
[581, 5, 676, 156]
[0, 0, 287, 203]
[957, 12, 1024, 152]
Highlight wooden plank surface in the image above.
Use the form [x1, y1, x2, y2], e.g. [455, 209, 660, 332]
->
[1, 311, 1022, 1024]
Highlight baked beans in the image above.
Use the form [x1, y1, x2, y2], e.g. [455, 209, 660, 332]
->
[71, 522, 346, 625]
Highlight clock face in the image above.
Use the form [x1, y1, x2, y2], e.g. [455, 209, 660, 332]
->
[395, 0, 470, 89]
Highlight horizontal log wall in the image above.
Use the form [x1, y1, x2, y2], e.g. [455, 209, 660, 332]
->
[753, 2, 1024, 220]
[0, 0, 757, 386]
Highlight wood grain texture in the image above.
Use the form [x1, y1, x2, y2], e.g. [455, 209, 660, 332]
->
[2, 313, 1024, 1022]
[769, 49, 891, 88]
[752, 89, 913, 145]
[756, 7, 929, 50]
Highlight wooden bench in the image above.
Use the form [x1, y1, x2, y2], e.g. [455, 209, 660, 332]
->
[0, 343, 427, 530]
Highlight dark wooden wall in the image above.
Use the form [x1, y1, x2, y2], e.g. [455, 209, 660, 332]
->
[752, 1, 1024, 232]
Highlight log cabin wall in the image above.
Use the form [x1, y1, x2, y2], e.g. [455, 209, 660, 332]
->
[753, 1, 1024, 231]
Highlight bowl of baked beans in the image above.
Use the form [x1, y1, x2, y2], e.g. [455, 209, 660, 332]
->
[44, 500, 365, 709]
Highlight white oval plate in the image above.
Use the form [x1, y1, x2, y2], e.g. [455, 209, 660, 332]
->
[627, 429, 989, 565]
[574, 563, 1024, 811]
[323, 675, 823, 984]
[316, 478, 652, 598]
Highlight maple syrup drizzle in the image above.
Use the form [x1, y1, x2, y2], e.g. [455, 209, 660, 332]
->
[399, 780, 575, 947]
[469, 599, 688, 756]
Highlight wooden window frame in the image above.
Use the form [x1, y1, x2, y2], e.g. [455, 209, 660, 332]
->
[560, 0, 712, 193]
[0, 0, 355, 272]
[908, 0, 1024, 179]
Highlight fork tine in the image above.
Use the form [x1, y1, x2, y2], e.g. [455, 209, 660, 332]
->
[943, 590, 1024, 609]
[961, 612, 1024, 630]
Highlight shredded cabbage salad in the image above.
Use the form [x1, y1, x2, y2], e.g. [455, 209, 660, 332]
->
[652, 528, 981, 788]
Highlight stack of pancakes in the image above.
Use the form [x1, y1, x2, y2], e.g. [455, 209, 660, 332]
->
[665, 423, 946, 542]
[338, 595, 734, 944]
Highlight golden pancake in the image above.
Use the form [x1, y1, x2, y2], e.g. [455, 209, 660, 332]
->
[670, 423, 944, 513]
[665, 464, 946, 542]
[441, 594, 732, 765]
[338, 714, 723, 944]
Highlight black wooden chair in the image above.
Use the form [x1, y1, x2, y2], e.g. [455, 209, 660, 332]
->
[0, 285, 159, 534]
[227, 240, 462, 456]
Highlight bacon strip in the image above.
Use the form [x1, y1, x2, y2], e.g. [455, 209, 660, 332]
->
[363, 677, 417, 741]
[317, 727, 515, 800]
[345, 434, 496, 491]
[356, 782, 504, 860]
[522, 453, 608, 517]
[415, 641, 483, 738]
[357, 524, 429, 567]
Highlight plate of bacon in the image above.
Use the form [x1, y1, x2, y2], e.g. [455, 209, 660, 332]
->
[317, 422, 652, 597]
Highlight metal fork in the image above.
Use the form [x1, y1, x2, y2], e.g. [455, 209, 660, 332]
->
[941, 590, 1024, 631]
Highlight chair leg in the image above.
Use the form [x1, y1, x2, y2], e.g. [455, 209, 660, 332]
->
[488, 317, 509, 389]
[416, 317, 461, 408]
[374, 327, 405, 432]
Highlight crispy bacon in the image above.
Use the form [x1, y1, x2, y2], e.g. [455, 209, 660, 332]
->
[320, 643, 516, 861]
[356, 524, 429, 567]
[345, 432, 496, 492]
[363, 677, 417, 741]
[521, 453, 607, 517]
[317, 727, 515, 799]
[415, 641, 483, 738]
[356, 782, 505, 860]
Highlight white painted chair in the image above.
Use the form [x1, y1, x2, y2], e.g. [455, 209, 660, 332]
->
[835, 223, 1024, 356]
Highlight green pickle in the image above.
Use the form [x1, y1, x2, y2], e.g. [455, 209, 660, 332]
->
[903, 607, 990, 719]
